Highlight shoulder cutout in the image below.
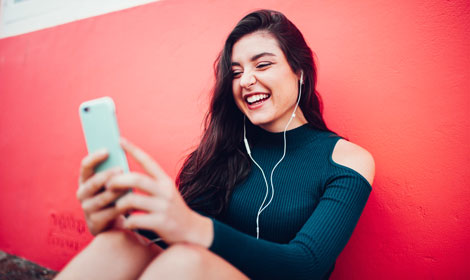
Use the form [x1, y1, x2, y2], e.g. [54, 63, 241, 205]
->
[332, 139, 375, 185]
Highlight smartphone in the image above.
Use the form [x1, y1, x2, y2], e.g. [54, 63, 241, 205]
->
[80, 97, 161, 243]
[79, 97, 129, 173]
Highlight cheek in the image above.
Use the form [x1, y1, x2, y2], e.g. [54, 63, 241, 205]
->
[261, 71, 286, 93]
[274, 76, 298, 102]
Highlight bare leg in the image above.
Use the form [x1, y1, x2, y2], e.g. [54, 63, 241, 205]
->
[139, 243, 248, 280]
[55, 230, 162, 280]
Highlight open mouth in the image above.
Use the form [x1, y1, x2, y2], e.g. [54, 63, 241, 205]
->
[245, 93, 271, 106]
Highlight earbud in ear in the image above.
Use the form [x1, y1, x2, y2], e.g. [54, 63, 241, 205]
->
[300, 70, 304, 85]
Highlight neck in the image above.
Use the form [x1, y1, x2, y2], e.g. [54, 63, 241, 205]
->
[259, 110, 308, 133]
[245, 121, 322, 151]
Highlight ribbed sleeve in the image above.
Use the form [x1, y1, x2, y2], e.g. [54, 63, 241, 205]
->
[209, 172, 371, 279]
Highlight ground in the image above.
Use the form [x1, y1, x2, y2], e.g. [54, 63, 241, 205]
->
[0, 251, 57, 280]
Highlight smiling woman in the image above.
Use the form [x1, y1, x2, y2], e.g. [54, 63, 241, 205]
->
[56, 9, 374, 280]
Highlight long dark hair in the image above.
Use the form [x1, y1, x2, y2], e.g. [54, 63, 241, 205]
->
[177, 9, 331, 216]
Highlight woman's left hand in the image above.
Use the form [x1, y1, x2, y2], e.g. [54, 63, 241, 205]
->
[105, 138, 213, 248]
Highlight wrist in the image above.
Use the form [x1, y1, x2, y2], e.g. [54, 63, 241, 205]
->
[186, 211, 214, 248]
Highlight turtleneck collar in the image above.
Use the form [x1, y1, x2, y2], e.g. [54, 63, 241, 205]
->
[245, 122, 324, 150]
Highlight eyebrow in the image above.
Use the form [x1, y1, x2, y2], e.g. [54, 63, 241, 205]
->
[231, 52, 276, 66]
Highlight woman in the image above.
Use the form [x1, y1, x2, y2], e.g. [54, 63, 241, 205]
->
[57, 9, 374, 280]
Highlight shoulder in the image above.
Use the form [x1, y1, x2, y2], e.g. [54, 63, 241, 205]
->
[331, 139, 375, 186]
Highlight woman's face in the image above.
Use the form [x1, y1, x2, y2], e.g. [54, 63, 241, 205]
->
[231, 31, 306, 132]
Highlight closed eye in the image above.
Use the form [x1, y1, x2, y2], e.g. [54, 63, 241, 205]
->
[232, 71, 242, 78]
[232, 62, 272, 79]
[256, 62, 272, 69]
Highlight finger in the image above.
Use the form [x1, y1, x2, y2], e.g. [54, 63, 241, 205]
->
[106, 172, 163, 196]
[115, 193, 163, 214]
[88, 207, 121, 235]
[82, 189, 127, 213]
[77, 167, 122, 201]
[120, 138, 168, 181]
[123, 213, 164, 232]
[79, 149, 109, 184]
[112, 214, 127, 229]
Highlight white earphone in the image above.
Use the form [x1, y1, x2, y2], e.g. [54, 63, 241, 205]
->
[244, 70, 304, 239]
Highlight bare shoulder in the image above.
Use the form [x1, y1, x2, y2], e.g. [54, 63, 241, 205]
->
[331, 139, 375, 185]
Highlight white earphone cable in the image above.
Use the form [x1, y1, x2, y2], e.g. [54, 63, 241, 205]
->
[244, 76, 303, 239]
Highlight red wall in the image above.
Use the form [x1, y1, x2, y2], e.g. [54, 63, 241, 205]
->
[1, 0, 469, 278]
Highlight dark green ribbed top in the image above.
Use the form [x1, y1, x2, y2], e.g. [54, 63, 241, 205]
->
[208, 124, 372, 280]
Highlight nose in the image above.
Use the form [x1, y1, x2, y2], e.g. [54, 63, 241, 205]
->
[239, 70, 256, 89]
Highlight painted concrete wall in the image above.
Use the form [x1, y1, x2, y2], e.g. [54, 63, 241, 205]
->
[0, 0, 469, 278]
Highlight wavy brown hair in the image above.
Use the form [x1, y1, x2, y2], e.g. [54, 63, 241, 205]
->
[177, 9, 331, 216]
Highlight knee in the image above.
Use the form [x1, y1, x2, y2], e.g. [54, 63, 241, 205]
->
[140, 243, 248, 280]
[159, 243, 206, 269]
[90, 229, 145, 253]
[138, 244, 206, 280]
[57, 230, 161, 280]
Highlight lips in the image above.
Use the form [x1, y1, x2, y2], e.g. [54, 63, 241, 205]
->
[244, 93, 271, 108]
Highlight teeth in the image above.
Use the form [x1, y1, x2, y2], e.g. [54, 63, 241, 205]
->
[246, 94, 269, 104]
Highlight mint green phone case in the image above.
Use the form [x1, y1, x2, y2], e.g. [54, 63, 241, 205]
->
[79, 97, 129, 173]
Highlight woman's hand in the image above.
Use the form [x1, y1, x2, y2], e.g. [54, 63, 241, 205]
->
[77, 150, 127, 236]
[106, 138, 213, 248]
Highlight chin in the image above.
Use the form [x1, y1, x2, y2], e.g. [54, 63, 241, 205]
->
[246, 115, 270, 126]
